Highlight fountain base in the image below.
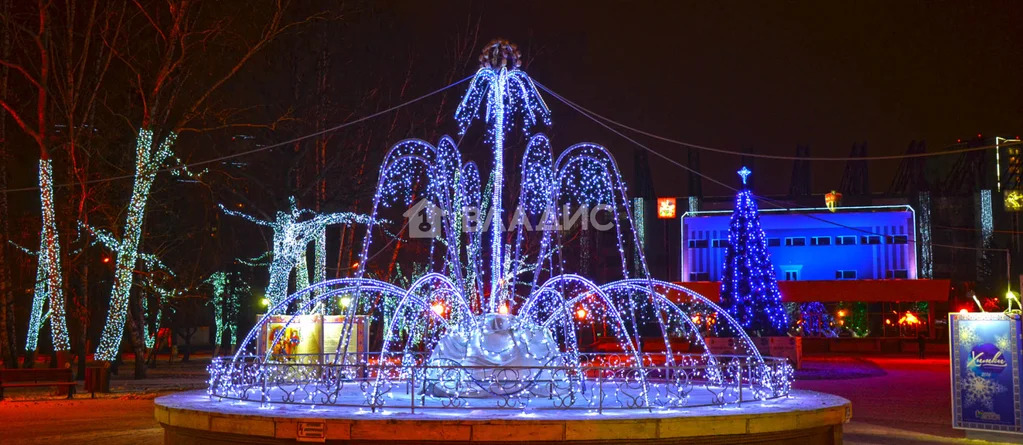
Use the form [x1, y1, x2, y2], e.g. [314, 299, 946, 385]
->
[156, 389, 849, 444]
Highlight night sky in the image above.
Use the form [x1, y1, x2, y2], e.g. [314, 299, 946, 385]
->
[389, 1, 1023, 197]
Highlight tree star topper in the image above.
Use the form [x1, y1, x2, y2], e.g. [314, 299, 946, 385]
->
[738, 166, 752, 185]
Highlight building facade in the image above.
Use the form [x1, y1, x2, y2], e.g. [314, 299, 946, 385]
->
[679, 204, 949, 338]
[681, 205, 918, 282]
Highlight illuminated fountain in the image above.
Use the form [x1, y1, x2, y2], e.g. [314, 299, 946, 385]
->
[158, 40, 848, 445]
[207, 39, 790, 410]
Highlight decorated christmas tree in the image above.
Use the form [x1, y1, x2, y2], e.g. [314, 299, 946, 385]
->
[719, 167, 789, 336]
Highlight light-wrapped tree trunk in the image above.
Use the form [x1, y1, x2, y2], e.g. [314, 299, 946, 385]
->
[94, 130, 176, 360]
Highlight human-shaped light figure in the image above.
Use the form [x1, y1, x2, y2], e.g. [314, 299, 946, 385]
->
[221, 197, 372, 308]
[455, 39, 551, 312]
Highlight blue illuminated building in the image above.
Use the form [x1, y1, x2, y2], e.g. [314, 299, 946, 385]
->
[678, 203, 950, 340]
[682, 205, 918, 283]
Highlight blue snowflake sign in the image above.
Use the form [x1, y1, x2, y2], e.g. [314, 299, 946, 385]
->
[950, 312, 1023, 434]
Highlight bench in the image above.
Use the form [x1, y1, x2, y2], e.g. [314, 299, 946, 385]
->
[0, 367, 76, 400]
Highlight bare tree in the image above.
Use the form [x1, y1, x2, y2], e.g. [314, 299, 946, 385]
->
[91, 1, 331, 378]
[0, 0, 73, 364]
[0, 0, 17, 368]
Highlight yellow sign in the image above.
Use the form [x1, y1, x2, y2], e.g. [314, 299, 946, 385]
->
[657, 197, 676, 219]
[825, 190, 842, 212]
[259, 314, 369, 362]
[1005, 190, 1023, 211]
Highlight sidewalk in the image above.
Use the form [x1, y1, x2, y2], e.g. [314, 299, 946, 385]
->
[0, 354, 210, 401]
[796, 354, 1013, 445]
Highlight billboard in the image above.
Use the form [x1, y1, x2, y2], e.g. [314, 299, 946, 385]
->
[950, 312, 1023, 434]
[257, 314, 370, 363]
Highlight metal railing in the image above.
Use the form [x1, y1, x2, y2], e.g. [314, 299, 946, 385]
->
[207, 352, 793, 411]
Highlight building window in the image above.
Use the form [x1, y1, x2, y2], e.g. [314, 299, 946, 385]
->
[784, 270, 799, 281]
[886, 269, 909, 279]
[811, 236, 832, 246]
[712, 239, 729, 248]
[888, 234, 909, 244]
[767, 238, 781, 247]
[836, 235, 857, 245]
[861, 235, 882, 245]
[687, 239, 709, 248]
[785, 237, 806, 247]
[689, 272, 710, 281]
[835, 270, 857, 280]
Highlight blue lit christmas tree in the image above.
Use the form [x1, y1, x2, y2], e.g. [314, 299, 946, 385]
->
[719, 167, 789, 336]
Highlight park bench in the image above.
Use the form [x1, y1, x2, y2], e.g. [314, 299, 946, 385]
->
[0, 367, 76, 400]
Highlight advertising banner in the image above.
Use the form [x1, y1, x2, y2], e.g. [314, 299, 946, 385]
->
[257, 314, 370, 363]
[950, 312, 1022, 434]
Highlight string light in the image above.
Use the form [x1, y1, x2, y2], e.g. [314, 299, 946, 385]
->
[207, 43, 791, 412]
[95, 129, 182, 361]
[24, 159, 70, 352]
[718, 167, 789, 336]
[205, 271, 249, 353]
[220, 196, 372, 307]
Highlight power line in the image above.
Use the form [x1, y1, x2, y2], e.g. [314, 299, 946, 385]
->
[0, 74, 475, 194]
[540, 83, 1021, 161]
[535, 80, 1013, 259]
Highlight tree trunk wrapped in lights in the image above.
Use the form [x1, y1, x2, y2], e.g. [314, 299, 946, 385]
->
[28, 159, 70, 353]
[206, 272, 248, 356]
[718, 167, 789, 337]
[94, 129, 177, 361]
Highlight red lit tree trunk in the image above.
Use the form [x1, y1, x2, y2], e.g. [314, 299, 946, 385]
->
[0, 0, 16, 369]
[0, 1, 71, 355]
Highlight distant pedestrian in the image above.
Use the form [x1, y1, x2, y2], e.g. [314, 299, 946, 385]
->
[917, 333, 927, 359]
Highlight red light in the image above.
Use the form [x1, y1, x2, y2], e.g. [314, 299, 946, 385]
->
[431, 302, 446, 317]
[978, 133, 982, 138]
[102, 257, 111, 263]
[956, 139, 961, 143]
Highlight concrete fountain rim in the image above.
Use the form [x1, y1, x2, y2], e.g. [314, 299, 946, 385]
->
[155, 389, 851, 443]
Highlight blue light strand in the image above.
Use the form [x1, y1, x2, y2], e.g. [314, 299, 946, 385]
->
[718, 168, 789, 336]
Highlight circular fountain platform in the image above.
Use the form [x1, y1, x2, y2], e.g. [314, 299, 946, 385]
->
[155, 389, 850, 444]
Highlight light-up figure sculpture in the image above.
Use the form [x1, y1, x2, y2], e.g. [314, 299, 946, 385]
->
[220, 197, 372, 308]
[209, 40, 792, 411]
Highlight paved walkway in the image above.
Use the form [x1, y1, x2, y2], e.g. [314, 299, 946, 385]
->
[0, 354, 1018, 444]
[794, 354, 1012, 444]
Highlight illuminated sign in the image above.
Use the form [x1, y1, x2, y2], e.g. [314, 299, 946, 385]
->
[258, 314, 370, 362]
[949, 312, 1023, 433]
[657, 197, 676, 219]
[1005, 190, 1023, 212]
[825, 190, 842, 213]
